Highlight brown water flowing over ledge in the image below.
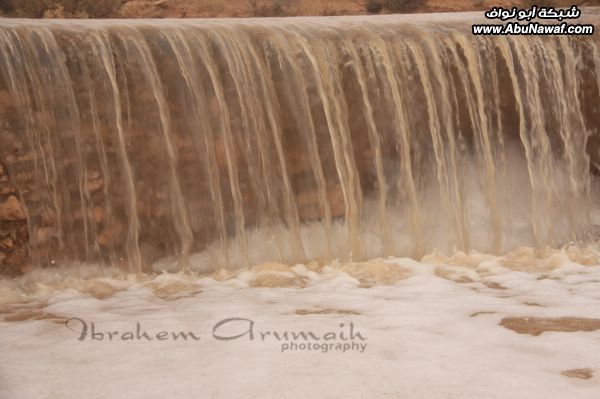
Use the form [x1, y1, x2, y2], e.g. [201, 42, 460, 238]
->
[1, 12, 600, 275]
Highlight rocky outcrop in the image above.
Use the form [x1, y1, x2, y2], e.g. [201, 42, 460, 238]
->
[0, 162, 29, 276]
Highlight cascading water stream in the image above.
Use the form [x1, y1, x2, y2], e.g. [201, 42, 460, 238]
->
[0, 13, 599, 273]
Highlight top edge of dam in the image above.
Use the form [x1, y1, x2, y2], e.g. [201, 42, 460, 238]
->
[0, 7, 598, 28]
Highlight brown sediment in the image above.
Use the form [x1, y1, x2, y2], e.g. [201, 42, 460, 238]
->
[500, 317, 600, 336]
[523, 302, 544, 307]
[483, 281, 507, 290]
[252, 262, 294, 273]
[145, 281, 202, 299]
[4, 310, 67, 324]
[499, 247, 548, 272]
[561, 368, 594, 380]
[339, 261, 412, 287]
[0, 301, 66, 324]
[79, 281, 123, 299]
[210, 268, 237, 282]
[295, 308, 360, 315]
[0, 301, 38, 315]
[434, 267, 473, 283]
[469, 311, 496, 317]
[305, 260, 323, 273]
[423, 251, 494, 267]
[565, 247, 599, 267]
[247, 261, 308, 287]
[500, 246, 600, 272]
[249, 274, 307, 288]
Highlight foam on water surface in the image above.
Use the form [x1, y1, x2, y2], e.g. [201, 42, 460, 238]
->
[1, 245, 600, 398]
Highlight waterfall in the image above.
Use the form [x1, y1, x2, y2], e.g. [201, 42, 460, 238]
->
[0, 14, 599, 273]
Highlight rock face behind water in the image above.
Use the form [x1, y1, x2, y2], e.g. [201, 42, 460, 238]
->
[1, 15, 600, 275]
[0, 162, 28, 276]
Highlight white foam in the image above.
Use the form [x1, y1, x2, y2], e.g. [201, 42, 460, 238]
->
[1, 246, 599, 398]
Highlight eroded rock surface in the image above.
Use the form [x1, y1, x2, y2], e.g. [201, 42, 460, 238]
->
[0, 162, 28, 276]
